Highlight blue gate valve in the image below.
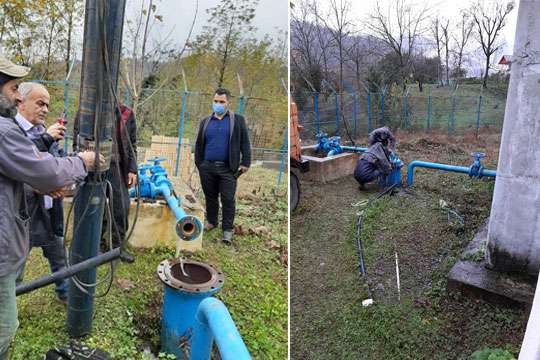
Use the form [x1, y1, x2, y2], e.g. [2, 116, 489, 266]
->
[315, 133, 344, 156]
[130, 157, 203, 241]
[469, 152, 486, 178]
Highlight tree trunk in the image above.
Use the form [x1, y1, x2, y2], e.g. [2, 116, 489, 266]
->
[483, 54, 491, 88]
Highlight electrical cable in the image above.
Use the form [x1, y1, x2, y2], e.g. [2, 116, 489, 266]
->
[100, 3, 141, 248]
[65, 0, 115, 294]
[354, 183, 399, 304]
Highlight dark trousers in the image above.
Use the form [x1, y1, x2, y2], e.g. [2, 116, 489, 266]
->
[102, 167, 130, 249]
[354, 159, 381, 184]
[17, 219, 68, 299]
[198, 161, 237, 231]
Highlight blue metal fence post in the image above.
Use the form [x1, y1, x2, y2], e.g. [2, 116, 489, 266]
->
[380, 91, 385, 126]
[449, 94, 456, 135]
[367, 91, 373, 134]
[236, 95, 245, 115]
[335, 93, 340, 136]
[62, 80, 70, 153]
[352, 92, 358, 139]
[314, 92, 320, 135]
[175, 91, 188, 177]
[277, 130, 287, 186]
[403, 92, 409, 128]
[476, 95, 483, 139]
[427, 88, 432, 132]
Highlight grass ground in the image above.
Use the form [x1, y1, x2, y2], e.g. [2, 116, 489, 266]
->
[291, 132, 529, 359]
[12, 167, 287, 360]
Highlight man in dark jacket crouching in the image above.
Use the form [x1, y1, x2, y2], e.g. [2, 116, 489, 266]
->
[354, 126, 396, 190]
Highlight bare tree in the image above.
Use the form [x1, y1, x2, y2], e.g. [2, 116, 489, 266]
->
[367, 0, 429, 89]
[344, 35, 379, 92]
[314, 0, 353, 93]
[62, 0, 84, 77]
[440, 18, 450, 86]
[291, 0, 323, 91]
[122, 0, 198, 114]
[452, 11, 474, 78]
[430, 16, 443, 86]
[311, 0, 335, 83]
[471, 0, 515, 88]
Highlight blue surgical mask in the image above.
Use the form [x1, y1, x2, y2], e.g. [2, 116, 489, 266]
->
[213, 103, 226, 115]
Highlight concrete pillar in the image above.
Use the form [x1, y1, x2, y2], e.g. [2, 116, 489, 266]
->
[519, 273, 540, 359]
[486, 0, 540, 276]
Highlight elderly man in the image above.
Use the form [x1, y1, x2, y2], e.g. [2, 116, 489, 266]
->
[0, 54, 101, 360]
[194, 87, 251, 245]
[15, 82, 69, 304]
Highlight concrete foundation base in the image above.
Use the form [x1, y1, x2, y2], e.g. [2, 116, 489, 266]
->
[64, 176, 205, 252]
[447, 223, 537, 306]
[300, 145, 359, 183]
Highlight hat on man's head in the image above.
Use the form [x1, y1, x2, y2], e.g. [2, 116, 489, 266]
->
[0, 53, 30, 78]
[0, 53, 30, 87]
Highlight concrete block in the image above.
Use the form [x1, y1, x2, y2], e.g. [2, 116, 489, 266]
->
[448, 223, 537, 306]
[300, 145, 359, 183]
[63, 176, 205, 252]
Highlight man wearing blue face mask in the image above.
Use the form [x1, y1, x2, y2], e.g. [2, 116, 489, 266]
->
[195, 88, 251, 245]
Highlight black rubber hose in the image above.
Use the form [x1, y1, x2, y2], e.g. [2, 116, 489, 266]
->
[15, 248, 134, 296]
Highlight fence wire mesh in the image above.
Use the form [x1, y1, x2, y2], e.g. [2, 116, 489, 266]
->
[294, 86, 507, 144]
[31, 80, 287, 169]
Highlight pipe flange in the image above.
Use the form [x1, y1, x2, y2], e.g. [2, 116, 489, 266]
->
[157, 258, 224, 293]
[176, 215, 202, 241]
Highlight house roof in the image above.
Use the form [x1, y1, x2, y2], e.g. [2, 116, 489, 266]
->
[499, 55, 513, 65]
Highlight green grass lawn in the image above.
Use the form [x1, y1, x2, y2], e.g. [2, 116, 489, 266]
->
[291, 135, 528, 360]
[12, 167, 288, 360]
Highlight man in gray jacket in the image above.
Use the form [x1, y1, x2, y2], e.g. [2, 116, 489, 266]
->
[0, 54, 100, 360]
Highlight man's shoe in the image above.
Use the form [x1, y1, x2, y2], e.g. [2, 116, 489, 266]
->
[204, 223, 216, 231]
[222, 230, 233, 245]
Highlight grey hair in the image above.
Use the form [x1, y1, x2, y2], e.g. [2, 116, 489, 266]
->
[18, 82, 47, 99]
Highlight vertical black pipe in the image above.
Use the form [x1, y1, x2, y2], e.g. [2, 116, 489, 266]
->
[67, 0, 126, 337]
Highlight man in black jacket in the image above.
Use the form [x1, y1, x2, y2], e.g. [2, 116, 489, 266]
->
[195, 88, 251, 244]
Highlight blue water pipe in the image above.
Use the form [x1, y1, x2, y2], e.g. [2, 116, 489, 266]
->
[158, 259, 251, 360]
[341, 145, 368, 153]
[407, 152, 496, 186]
[130, 157, 202, 241]
[191, 298, 252, 360]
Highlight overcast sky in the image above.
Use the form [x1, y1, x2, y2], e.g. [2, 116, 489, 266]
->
[316, 0, 519, 55]
[133, 0, 289, 48]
